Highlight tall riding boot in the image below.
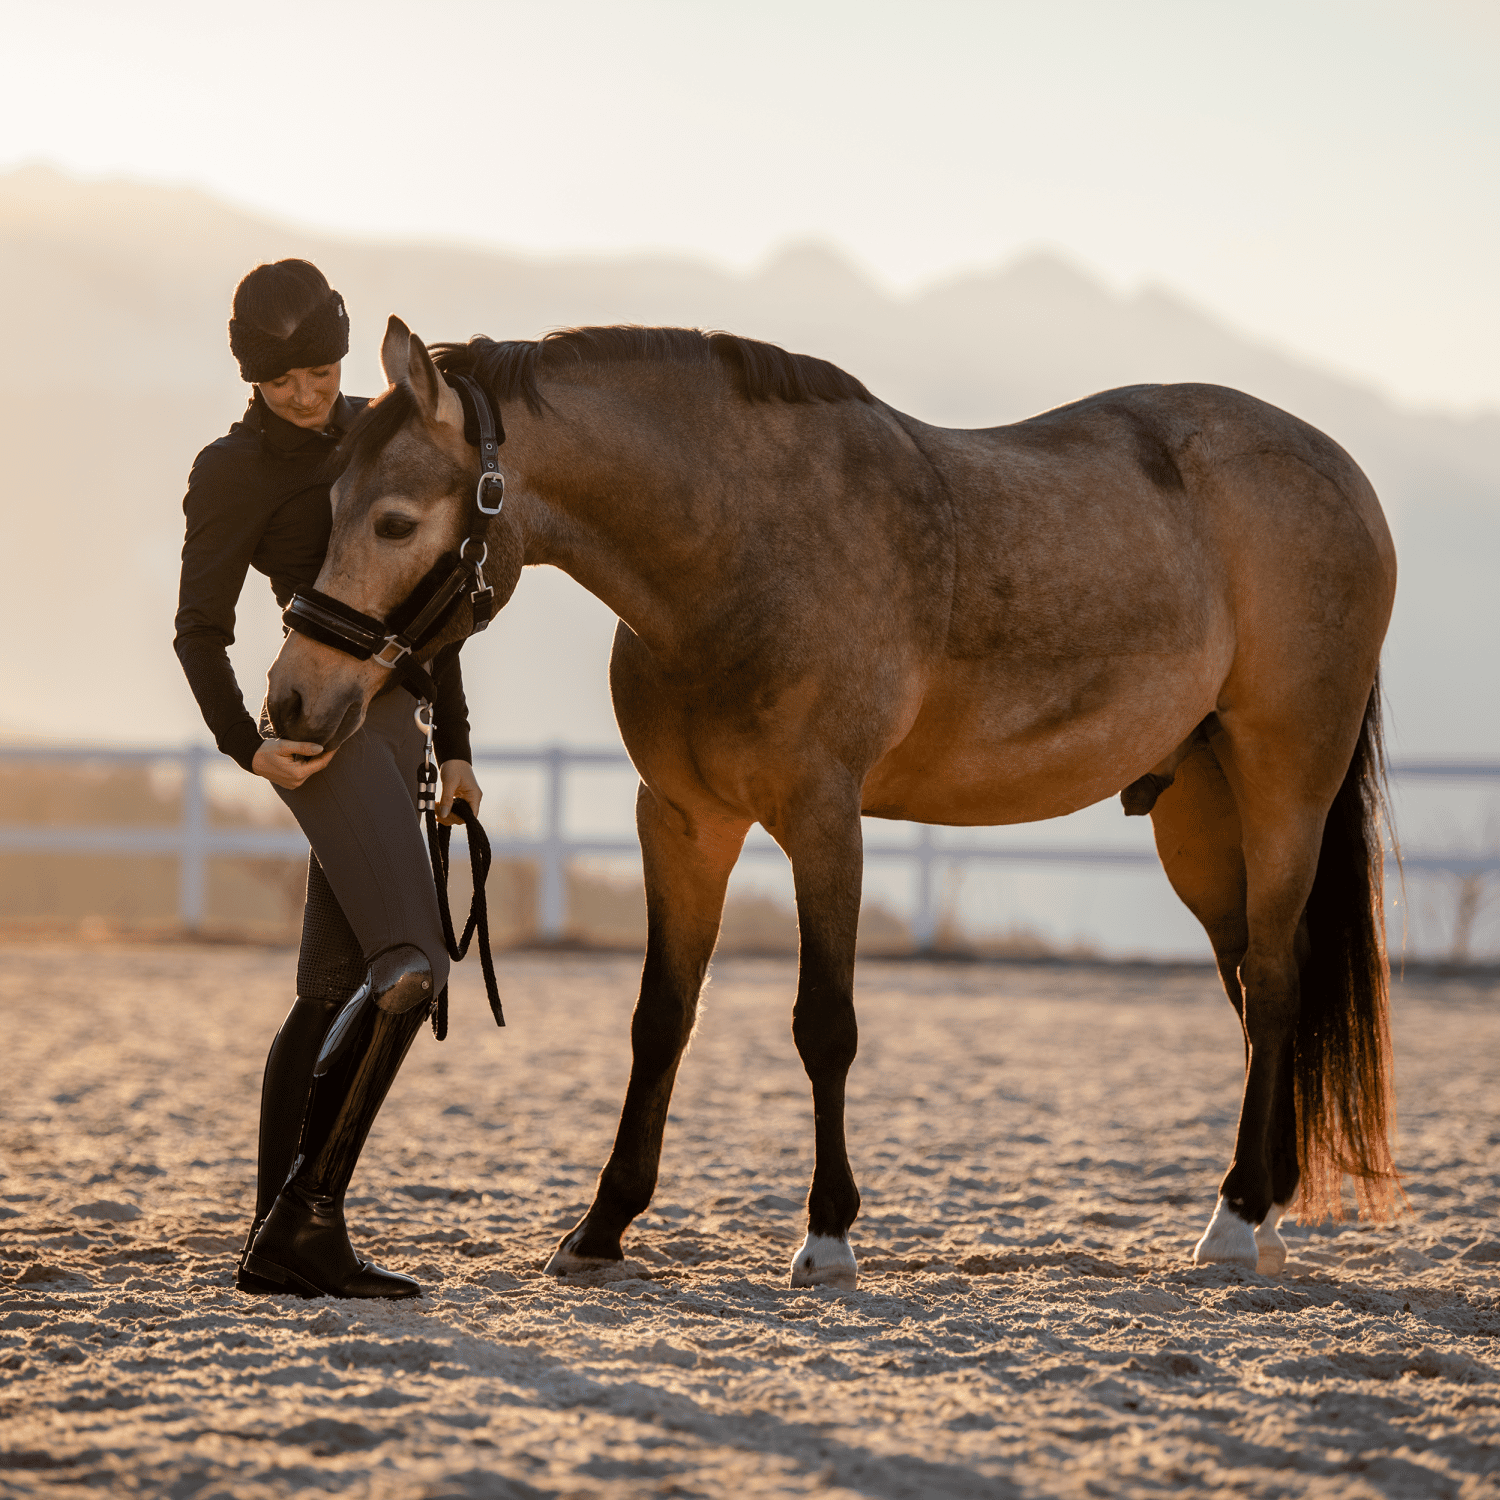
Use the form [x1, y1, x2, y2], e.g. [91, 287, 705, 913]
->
[235, 995, 342, 1291]
[244, 945, 434, 1299]
[236, 855, 367, 1293]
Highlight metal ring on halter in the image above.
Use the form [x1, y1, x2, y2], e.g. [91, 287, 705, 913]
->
[476, 471, 505, 515]
[460, 538, 492, 601]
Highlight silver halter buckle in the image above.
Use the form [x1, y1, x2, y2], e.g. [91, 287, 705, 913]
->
[476, 471, 505, 515]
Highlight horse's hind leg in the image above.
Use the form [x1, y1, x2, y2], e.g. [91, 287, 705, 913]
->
[1150, 734, 1301, 1273]
[1181, 691, 1382, 1272]
[545, 784, 749, 1274]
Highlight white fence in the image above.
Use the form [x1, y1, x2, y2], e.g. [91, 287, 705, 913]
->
[2, 745, 1498, 949]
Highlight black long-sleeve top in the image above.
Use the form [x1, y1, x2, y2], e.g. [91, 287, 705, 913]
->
[174, 391, 471, 771]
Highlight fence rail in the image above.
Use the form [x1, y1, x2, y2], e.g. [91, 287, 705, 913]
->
[2, 744, 1497, 948]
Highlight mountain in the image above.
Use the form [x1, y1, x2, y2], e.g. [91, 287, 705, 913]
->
[3, 163, 1496, 763]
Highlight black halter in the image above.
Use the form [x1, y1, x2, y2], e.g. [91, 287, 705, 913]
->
[281, 374, 505, 701]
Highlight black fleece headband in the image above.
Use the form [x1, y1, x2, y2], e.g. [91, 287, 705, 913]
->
[228, 290, 350, 383]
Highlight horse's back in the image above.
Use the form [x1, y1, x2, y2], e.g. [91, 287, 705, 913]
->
[859, 384, 1394, 825]
[893, 381, 1392, 651]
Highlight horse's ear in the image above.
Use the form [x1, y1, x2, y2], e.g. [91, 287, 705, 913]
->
[380, 315, 413, 387]
[381, 315, 463, 432]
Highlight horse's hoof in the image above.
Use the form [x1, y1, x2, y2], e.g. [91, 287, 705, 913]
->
[1255, 1204, 1289, 1276]
[544, 1226, 622, 1278]
[790, 1233, 858, 1290]
[1192, 1197, 1259, 1271]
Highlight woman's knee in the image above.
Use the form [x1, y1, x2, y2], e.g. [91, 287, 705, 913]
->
[422, 943, 451, 996]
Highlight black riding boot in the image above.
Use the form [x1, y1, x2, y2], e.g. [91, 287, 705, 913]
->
[236, 855, 367, 1293]
[235, 995, 342, 1291]
[244, 945, 434, 1299]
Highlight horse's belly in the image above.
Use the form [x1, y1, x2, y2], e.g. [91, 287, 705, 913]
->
[861, 650, 1226, 826]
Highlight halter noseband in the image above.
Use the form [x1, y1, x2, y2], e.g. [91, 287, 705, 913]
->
[281, 374, 505, 701]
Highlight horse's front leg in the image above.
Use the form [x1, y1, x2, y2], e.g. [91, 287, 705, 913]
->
[780, 790, 865, 1291]
[545, 784, 748, 1274]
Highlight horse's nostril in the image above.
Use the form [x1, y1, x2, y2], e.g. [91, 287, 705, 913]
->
[268, 689, 302, 740]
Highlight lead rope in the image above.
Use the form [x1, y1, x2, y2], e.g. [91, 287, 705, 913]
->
[415, 701, 505, 1039]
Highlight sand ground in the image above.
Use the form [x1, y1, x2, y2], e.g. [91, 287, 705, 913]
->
[1, 942, 1498, 1498]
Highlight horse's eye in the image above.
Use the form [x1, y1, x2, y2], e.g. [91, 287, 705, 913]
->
[374, 514, 417, 540]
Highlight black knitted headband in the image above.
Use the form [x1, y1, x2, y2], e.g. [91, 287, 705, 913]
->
[228, 290, 350, 383]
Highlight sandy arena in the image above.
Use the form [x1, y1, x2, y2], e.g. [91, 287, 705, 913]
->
[1, 941, 1498, 1498]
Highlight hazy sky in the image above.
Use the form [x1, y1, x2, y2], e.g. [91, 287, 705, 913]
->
[4, 0, 1497, 413]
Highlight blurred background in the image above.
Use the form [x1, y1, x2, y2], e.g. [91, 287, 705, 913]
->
[2, 0, 1497, 960]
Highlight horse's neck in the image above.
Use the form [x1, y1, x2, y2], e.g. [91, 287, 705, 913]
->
[512, 381, 742, 653]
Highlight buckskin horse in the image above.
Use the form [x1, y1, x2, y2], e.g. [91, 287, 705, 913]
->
[266, 316, 1399, 1289]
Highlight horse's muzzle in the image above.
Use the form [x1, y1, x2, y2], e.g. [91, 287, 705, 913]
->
[266, 683, 366, 754]
[266, 636, 371, 754]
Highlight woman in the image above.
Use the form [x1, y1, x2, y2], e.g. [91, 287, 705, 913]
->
[174, 259, 481, 1300]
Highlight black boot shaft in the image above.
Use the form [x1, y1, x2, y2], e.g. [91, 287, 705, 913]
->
[247, 945, 433, 1300]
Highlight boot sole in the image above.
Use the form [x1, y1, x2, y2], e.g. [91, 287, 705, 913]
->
[234, 1263, 287, 1295]
[242, 1250, 423, 1300]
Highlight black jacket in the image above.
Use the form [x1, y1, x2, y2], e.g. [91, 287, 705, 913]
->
[174, 392, 471, 771]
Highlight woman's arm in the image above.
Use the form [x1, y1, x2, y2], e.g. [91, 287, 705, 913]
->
[429, 645, 472, 765]
[174, 448, 268, 771]
[429, 645, 481, 825]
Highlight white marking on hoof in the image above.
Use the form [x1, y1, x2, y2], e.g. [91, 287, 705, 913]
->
[543, 1228, 619, 1278]
[790, 1233, 858, 1290]
[1192, 1197, 1259, 1271]
[1255, 1203, 1289, 1276]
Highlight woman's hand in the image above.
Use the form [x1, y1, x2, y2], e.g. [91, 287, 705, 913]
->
[252, 738, 335, 789]
[438, 759, 483, 826]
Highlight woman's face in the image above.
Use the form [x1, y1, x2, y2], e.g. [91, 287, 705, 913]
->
[257, 362, 341, 430]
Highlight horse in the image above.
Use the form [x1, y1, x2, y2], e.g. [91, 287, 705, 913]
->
[266, 315, 1399, 1289]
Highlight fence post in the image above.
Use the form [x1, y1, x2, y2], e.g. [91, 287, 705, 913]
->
[911, 824, 937, 953]
[179, 745, 208, 931]
[538, 745, 567, 942]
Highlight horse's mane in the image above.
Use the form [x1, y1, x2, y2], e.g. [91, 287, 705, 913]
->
[433, 326, 875, 416]
[332, 325, 873, 479]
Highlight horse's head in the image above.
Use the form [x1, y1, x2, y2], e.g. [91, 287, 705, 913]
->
[266, 316, 523, 751]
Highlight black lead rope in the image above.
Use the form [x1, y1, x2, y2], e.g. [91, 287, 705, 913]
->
[417, 708, 504, 1039]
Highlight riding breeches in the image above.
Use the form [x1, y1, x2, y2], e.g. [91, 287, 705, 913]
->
[275, 686, 451, 995]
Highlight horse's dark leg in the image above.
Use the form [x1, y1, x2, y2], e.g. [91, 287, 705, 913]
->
[780, 794, 865, 1290]
[1150, 740, 1301, 1274]
[1175, 717, 1337, 1272]
[545, 784, 749, 1273]
[1235, 900, 1309, 1271]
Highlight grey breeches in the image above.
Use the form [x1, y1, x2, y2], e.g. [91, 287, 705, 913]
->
[276, 686, 450, 999]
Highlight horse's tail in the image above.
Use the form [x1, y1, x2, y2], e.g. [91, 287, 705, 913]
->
[1295, 678, 1401, 1221]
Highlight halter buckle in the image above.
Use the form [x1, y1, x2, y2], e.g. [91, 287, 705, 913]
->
[372, 635, 411, 669]
[476, 471, 505, 515]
